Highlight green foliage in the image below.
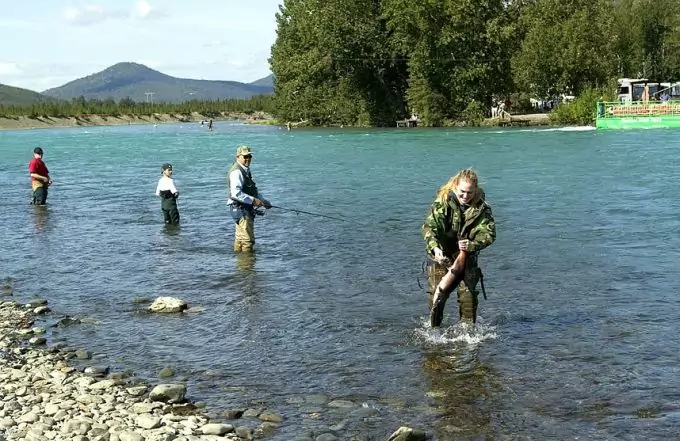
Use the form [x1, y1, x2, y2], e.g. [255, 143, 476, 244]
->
[461, 101, 488, 125]
[0, 95, 274, 119]
[267, 0, 680, 126]
[549, 86, 614, 126]
[269, 0, 408, 127]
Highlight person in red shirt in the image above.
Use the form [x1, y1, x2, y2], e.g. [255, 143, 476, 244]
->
[28, 147, 52, 205]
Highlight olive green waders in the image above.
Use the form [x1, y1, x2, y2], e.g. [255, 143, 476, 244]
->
[426, 259, 481, 324]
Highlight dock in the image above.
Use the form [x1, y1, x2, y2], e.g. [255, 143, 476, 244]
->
[396, 119, 418, 128]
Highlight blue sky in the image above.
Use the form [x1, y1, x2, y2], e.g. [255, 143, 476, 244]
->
[0, 0, 282, 92]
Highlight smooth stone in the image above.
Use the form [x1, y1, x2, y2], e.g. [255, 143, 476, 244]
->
[305, 394, 330, 404]
[224, 409, 244, 419]
[136, 414, 162, 429]
[125, 386, 147, 397]
[242, 408, 262, 418]
[258, 412, 283, 423]
[327, 399, 355, 408]
[119, 431, 144, 441]
[75, 350, 92, 360]
[149, 384, 186, 403]
[386, 426, 427, 441]
[84, 366, 109, 377]
[148, 297, 188, 313]
[158, 367, 176, 378]
[200, 423, 234, 435]
[235, 426, 253, 439]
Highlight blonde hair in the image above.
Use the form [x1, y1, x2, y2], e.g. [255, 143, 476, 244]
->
[436, 168, 480, 202]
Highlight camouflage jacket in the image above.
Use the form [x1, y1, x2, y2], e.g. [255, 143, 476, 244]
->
[421, 189, 496, 259]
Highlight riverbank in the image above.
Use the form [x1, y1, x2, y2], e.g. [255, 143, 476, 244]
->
[0, 284, 425, 441]
[0, 111, 275, 131]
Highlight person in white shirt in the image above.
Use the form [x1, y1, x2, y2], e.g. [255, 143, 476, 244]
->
[155, 163, 180, 225]
[227, 145, 270, 252]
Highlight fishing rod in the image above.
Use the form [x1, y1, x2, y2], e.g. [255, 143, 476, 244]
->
[268, 204, 349, 222]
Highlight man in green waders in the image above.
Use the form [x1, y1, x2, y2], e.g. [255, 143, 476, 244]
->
[227, 146, 271, 252]
[422, 168, 496, 326]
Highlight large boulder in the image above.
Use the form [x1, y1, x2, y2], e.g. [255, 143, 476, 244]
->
[148, 297, 188, 313]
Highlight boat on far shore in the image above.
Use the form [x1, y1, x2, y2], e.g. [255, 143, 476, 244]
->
[596, 78, 680, 129]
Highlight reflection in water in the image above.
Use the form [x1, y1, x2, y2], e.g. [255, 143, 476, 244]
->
[235, 252, 256, 273]
[162, 223, 181, 236]
[422, 343, 502, 440]
[235, 252, 259, 305]
[30, 205, 52, 233]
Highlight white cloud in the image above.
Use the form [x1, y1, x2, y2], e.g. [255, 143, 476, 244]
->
[62, 1, 164, 26]
[131, 0, 165, 20]
[0, 19, 41, 31]
[0, 62, 22, 76]
[62, 5, 126, 26]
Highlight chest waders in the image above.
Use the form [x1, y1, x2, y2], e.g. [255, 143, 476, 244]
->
[427, 201, 485, 326]
[227, 163, 259, 252]
[159, 191, 180, 225]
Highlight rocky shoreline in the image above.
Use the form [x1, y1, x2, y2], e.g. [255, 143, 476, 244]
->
[0, 290, 427, 441]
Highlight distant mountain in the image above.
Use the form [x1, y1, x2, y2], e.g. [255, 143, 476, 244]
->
[41, 62, 274, 103]
[0, 84, 55, 106]
[250, 74, 274, 88]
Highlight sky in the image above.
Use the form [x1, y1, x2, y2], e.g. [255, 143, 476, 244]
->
[0, 0, 282, 92]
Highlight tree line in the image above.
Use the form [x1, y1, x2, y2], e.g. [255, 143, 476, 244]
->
[268, 0, 680, 126]
[0, 95, 274, 119]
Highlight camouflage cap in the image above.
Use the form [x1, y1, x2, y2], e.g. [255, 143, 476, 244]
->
[236, 145, 253, 156]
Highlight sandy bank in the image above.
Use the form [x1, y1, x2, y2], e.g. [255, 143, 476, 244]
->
[0, 112, 275, 131]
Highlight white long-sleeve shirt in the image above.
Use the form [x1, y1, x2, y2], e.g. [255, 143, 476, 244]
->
[155, 176, 178, 196]
[227, 166, 262, 206]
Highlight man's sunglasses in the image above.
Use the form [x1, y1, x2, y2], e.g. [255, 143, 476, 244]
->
[242, 155, 252, 159]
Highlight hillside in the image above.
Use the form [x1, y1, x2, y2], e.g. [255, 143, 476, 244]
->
[42, 62, 274, 103]
[250, 74, 274, 88]
[0, 84, 55, 106]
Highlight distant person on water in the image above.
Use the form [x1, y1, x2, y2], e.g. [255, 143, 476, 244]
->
[227, 145, 271, 252]
[208, 119, 213, 131]
[155, 163, 180, 225]
[422, 168, 496, 325]
[28, 147, 52, 205]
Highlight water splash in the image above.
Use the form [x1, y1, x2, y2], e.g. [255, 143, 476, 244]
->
[413, 316, 498, 348]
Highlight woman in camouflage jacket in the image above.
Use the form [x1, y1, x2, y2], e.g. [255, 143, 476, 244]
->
[422, 168, 496, 325]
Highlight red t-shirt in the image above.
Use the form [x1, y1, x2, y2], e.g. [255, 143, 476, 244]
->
[28, 158, 49, 182]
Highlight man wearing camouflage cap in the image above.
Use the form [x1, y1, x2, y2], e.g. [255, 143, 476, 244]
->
[227, 145, 271, 252]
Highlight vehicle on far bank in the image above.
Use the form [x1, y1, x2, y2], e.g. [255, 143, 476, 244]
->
[596, 78, 680, 129]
